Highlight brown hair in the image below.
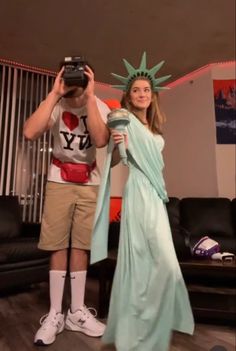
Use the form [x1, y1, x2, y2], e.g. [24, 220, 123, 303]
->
[121, 77, 166, 134]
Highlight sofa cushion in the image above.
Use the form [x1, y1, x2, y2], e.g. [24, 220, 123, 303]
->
[0, 196, 22, 239]
[166, 197, 191, 260]
[180, 198, 236, 253]
[0, 238, 49, 264]
[166, 197, 180, 229]
[231, 198, 236, 230]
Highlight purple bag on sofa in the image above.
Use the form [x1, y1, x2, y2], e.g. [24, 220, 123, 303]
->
[192, 236, 220, 257]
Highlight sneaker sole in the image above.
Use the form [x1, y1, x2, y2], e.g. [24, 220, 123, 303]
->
[65, 320, 104, 337]
[34, 322, 65, 345]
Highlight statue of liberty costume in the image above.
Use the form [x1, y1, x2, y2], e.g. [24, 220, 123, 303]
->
[90, 53, 194, 351]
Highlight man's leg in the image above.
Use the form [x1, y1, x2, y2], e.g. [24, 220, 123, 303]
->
[49, 249, 68, 313]
[69, 248, 88, 313]
[34, 250, 68, 346]
[34, 182, 75, 345]
[68, 184, 97, 314]
[65, 185, 105, 337]
[66, 247, 105, 337]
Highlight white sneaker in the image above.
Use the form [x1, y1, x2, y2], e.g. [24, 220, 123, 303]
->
[34, 309, 65, 345]
[65, 306, 106, 337]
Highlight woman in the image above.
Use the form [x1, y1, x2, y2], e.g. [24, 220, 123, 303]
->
[91, 52, 194, 351]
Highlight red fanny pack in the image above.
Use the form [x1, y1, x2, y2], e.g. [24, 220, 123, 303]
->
[52, 157, 96, 184]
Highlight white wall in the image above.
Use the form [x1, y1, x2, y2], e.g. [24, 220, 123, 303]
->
[95, 83, 122, 100]
[161, 62, 235, 199]
[161, 69, 218, 198]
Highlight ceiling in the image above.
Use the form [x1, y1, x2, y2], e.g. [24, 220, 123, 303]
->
[0, 0, 235, 86]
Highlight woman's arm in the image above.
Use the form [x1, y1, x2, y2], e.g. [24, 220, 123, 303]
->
[111, 146, 121, 167]
[110, 129, 128, 167]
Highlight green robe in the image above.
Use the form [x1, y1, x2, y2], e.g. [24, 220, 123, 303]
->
[91, 112, 194, 351]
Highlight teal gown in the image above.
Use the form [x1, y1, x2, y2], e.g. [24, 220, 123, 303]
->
[91, 112, 194, 351]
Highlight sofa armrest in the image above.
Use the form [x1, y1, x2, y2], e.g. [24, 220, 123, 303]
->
[21, 222, 41, 238]
[108, 222, 120, 250]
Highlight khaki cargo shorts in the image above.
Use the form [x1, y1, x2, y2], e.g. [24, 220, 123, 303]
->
[38, 181, 98, 251]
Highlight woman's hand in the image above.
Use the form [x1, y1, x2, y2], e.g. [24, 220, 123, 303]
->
[110, 129, 128, 148]
[110, 129, 128, 167]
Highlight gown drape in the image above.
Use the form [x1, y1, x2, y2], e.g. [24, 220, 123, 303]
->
[91, 112, 194, 351]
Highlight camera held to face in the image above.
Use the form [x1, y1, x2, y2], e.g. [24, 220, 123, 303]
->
[61, 56, 88, 88]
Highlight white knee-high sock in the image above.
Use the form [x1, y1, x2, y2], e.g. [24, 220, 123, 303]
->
[49, 270, 67, 313]
[70, 271, 87, 313]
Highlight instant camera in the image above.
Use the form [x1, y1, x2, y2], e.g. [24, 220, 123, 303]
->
[61, 56, 88, 88]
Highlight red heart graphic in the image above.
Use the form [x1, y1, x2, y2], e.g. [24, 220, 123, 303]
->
[62, 111, 79, 131]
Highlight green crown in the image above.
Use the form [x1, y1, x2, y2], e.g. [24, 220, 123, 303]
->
[111, 52, 171, 92]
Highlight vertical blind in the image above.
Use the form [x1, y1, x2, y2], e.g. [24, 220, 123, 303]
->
[0, 60, 55, 222]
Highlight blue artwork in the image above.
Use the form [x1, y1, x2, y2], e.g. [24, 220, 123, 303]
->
[214, 79, 236, 144]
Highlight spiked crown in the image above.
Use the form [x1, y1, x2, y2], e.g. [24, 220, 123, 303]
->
[111, 52, 171, 92]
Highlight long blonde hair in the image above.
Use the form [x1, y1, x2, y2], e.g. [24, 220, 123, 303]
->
[121, 77, 166, 134]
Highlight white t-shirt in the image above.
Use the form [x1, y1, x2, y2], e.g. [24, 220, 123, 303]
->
[47, 96, 110, 185]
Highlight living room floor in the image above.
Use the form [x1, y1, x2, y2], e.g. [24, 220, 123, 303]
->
[0, 278, 235, 351]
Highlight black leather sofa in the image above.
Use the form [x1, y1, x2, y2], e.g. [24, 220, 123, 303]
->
[0, 196, 50, 292]
[98, 197, 236, 323]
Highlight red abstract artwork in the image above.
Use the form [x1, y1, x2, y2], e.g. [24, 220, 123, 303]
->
[109, 197, 122, 222]
[213, 79, 236, 144]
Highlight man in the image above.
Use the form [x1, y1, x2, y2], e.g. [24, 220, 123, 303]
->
[24, 56, 110, 346]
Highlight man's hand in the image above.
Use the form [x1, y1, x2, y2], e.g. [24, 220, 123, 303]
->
[83, 65, 95, 99]
[52, 67, 77, 98]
